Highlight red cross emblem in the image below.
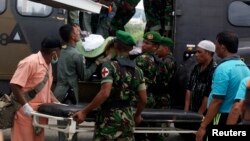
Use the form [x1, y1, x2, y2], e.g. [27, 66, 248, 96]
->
[101, 67, 109, 78]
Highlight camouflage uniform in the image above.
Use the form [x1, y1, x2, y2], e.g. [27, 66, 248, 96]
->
[134, 31, 165, 141]
[154, 52, 177, 109]
[135, 53, 158, 108]
[110, 0, 141, 34]
[144, 0, 173, 35]
[134, 31, 161, 108]
[96, 1, 117, 38]
[94, 56, 146, 140]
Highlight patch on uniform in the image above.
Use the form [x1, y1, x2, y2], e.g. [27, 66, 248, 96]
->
[101, 67, 109, 78]
[147, 34, 153, 40]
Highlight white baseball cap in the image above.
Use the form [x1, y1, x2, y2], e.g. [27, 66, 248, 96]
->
[197, 40, 215, 52]
[83, 34, 104, 51]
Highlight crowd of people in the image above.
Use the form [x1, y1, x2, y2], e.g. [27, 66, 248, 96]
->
[0, 1, 249, 141]
[4, 6, 250, 141]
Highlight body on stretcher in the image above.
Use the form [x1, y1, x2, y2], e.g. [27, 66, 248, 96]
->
[31, 103, 203, 141]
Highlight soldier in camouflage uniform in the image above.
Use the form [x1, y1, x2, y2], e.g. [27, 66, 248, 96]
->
[96, 0, 117, 38]
[135, 31, 161, 108]
[155, 37, 177, 109]
[72, 30, 147, 141]
[134, 31, 161, 141]
[147, 37, 177, 141]
[144, 0, 173, 36]
[110, 0, 141, 35]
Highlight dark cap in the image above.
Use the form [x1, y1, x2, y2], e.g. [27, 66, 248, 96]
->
[143, 31, 161, 43]
[41, 36, 62, 49]
[116, 30, 136, 46]
[160, 37, 174, 47]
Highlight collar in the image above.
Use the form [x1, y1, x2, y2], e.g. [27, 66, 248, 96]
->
[67, 43, 76, 48]
[38, 51, 49, 70]
[217, 54, 240, 66]
[116, 56, 135, 68]
[198, 59, 216, 72]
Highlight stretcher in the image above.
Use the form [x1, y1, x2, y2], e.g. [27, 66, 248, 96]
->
[31, 103, 203, 141]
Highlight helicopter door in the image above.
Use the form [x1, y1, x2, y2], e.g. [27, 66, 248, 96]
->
[29, 0, 107, 14]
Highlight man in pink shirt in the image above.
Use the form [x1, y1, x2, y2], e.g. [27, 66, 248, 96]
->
[10, 36, 61, 141]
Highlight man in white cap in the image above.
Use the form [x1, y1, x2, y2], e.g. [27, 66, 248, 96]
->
[184, 40, 217, 130]
[180, 40, 217, 140]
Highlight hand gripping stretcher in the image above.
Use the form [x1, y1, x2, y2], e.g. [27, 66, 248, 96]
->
[31, 103, 203, 141]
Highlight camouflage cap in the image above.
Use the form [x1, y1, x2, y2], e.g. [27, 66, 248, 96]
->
[116, 30, 136, 46]
[143, 31, 161, 43]
[160, 37, 174, 48]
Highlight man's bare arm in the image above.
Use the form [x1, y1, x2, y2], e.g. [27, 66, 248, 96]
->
[227, 101, 243, 124]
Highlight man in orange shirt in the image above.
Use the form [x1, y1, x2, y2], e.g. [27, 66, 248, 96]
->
[10, 36, 61, 141]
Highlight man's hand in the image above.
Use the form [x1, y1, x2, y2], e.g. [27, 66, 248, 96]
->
[22, 103, 34, 116]
[196, 126, 206, 141]
[72, 110, 87, 124]
[134, 114, 143, 126]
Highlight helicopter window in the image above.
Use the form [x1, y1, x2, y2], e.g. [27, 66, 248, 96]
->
[0, 0, 6, 14]
[228, 1, 250, 26]
[16, 0, 52, 17]
[124, 0, 146, 41]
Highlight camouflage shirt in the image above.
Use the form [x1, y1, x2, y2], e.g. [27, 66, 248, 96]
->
[110, 0, 141, 33]
[94, 56, 146, 140]
[135, 53, 158, 107]
[154, 53, 177, 108]
[135, 53, 158, 86]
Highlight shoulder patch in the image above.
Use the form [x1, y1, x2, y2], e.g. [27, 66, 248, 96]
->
[101, 67, 109, 78]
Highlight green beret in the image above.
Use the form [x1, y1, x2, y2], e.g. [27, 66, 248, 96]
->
[116, 30, 136, 46]
[160, 37, 174, 47]
[143, 31, 161, 43]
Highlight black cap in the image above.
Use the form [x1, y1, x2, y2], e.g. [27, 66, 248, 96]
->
[41, 36, 62, 49]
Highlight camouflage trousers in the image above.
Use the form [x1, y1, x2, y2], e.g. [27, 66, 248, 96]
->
[94, 107, 135, 141]
[110, 0, 140, 34]
[96, 15, 113, 38]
